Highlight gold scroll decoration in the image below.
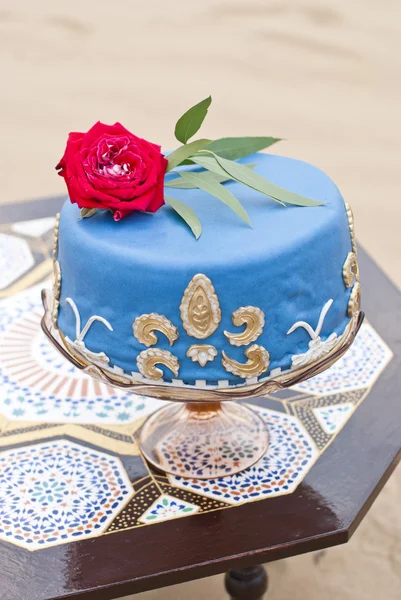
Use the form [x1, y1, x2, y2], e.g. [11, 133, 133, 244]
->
[136, 348, 179, 380]
[51, 213, 61, 327]
[342, 252, 359, 288]
[186, 344, 218, 367]
[180, 274, 221, 339]
[222, 344, 270, 379]
[348, 282, 361, 317]
[224, 306, 265, 347]
[345, 202, 357, 254]
[133, 313, 179, 347]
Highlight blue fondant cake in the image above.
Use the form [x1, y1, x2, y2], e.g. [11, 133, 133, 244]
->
[54, 153, 360, 389]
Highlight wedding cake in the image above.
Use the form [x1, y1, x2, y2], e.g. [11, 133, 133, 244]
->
[50, 98, 360, 392]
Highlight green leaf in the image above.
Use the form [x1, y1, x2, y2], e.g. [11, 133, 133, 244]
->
[174, 96, 212, 144]
[166, 138, 210, 172]
[165, 195, 202, 239]
[165, 164, 257, 189]
[205, 136, 281, 160]
[212, 155, 323, 207]
[190, 154, 231, 178]
[80, 207, 97, 219]
[178, 171, 251, 227]
[166, 170, 228, 189]
[177, 159, 196, 166]
[165, 174, 209, 189]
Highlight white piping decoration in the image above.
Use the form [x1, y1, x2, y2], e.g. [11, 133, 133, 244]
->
[64, 297, 113, 367]
[270, 367, 282, 377]
[56, 296, 353, 390]
[287, 299, 339, 368]
[186, 344, 218, 367]
[95, 318, 354, 391]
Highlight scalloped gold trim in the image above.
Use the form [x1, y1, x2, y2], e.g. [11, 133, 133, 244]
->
[348, 282, 361, 317]
[137, 348, 180, 380]
[345, 202, 357, 254]
[51, 213, 61, 328]
[133, 313, 179, 347]
[224, 306, 265, 346]
[343, 252, 359, 288]
[186, 344, 218, 367]
[180, 274, 221, 339]
[53, 213, 60, 257]
[222, 344, 270, 379]
[51, 260, 61, 328]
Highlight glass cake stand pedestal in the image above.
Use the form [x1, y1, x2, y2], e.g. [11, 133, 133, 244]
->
[41, 289, 363, 480]
[139, 401, 269, 478]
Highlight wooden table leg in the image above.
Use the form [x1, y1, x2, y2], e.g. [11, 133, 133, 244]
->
[225, 565, 268, 600]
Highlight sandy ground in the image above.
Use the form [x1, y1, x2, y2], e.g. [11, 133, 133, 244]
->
[0, 1, 400, 598]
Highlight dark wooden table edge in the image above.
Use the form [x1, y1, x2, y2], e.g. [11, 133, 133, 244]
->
[347, 443, 401, 539]
[54, 530, 349, 600]
[55, 441, 401, 600]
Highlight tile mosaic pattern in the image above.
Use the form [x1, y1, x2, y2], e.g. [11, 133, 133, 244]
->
[292, 322, 393, 395]
[285, 388, 367, 451]
[0, 419, 141, 464]
[106, 476, 229, 532]
[0, 287, 163, 424]
[0, 218, 55, 298]
[0, 234, 34, 290]
[155, 408, 268, 479]
[138, 494, 199, 524]
[11, 217, 56, 238]
[0, 439, 133, 549]
[168, 407, 319, 505]
[0, 218, 394, 551]
[313, 403, 354, 434]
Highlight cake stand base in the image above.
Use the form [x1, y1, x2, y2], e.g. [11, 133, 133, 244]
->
[139, 401, 269, 479]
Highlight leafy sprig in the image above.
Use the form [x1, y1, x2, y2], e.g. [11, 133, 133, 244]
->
[166, 96, 322, 238]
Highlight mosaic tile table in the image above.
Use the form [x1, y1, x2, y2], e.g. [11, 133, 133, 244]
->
[0, 196, 400, 600]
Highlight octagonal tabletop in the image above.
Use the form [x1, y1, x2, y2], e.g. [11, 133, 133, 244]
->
[0, 197, 400, 600]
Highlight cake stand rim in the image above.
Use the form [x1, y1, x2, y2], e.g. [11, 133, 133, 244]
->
[40, 288, 364, 402]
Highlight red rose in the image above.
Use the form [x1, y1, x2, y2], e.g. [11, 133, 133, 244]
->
[56, 121, 167, 221]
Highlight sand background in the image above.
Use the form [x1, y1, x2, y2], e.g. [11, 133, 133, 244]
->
[0, 1, 400, 598]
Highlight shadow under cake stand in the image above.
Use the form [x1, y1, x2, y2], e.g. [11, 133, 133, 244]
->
[41, 290, 363, 479]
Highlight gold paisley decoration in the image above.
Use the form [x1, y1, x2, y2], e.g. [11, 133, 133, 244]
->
[224, 306, 265, 346]
[180, 274, 221, 339]
[136, 348, 179, 380]
[186, 344, 218, 367]
[345, 202, 357, 254]
[133, 313, 179, 347]
[348, 281, 361, 317]
[222, 344, 270, 379]
[342, 252, 359, 288]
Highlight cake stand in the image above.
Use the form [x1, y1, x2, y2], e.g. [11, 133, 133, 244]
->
[41, 289, 363, 479]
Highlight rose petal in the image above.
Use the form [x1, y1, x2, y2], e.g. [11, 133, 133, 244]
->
[57, 121, 167, 218]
